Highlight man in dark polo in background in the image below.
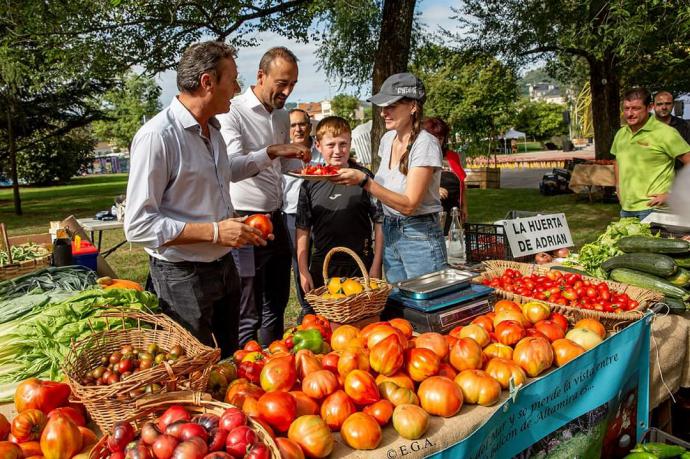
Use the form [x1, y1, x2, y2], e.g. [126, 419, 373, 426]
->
[124, 41, 269, 357]
[218, 47, 310, 345]
[654, 90, 689, 170]
[654, 91, 690, 143]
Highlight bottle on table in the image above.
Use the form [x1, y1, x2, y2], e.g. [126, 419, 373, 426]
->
[447, 207, 466, 265]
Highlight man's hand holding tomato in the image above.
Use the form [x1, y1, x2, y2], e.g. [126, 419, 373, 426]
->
[218, 214, 274, 248]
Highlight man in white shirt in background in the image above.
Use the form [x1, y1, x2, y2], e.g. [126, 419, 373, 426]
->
[125, 41, 270, 357]
[218, 47, 309, 345]
[283, 109, 322, 321]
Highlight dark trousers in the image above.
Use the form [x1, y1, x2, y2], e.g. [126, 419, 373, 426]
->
[237, 210, 292, 345]
[148, 253, 240, 358]
[283, 213, 314, 321]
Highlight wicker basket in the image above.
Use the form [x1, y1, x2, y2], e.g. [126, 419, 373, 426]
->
[305, 247, 391, 323]
[0, 224, 52, 281]
[476, 260, 663, 331]
[89, 391, 279, 459]
[63, 311, 220, 433]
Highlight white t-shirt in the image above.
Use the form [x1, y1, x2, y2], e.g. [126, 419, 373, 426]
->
[374, 129, 443, 216]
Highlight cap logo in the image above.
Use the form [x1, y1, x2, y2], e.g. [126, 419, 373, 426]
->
[396, 87, 417, 95]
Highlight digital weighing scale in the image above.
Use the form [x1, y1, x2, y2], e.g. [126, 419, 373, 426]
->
[385, 283, 495, 334]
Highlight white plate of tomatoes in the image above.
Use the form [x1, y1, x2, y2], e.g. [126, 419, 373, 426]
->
[285, 164, 340, 180]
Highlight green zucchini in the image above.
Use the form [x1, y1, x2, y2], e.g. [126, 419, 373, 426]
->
[602, 253, 677, 277]
[667, 267, 690, 287]
[672, 255, 690, 268]
[662, 296, 687, 313]
[549, 266, 590, 276]
[609, 268, 690, 300]
[617, 236, 690, 254]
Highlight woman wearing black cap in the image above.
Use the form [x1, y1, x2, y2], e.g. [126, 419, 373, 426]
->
[332, 73, 447, 283]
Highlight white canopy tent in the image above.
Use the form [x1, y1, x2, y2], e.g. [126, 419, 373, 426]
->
[351, 120, 373, 166]
[500, 128, 528, 153]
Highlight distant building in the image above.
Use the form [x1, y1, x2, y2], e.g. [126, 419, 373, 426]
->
[297, 99, 366, 121]
[91, 142, 129, 174]
[528, 83, 565, 105]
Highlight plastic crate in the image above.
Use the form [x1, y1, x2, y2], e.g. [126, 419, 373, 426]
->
[642, 427, 690, 449]
[463, 223, 531, 263]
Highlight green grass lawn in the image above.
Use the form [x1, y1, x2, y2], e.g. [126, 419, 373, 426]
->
[1, 174, 621, 326]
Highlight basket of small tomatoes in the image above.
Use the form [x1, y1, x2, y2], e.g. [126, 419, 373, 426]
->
[477, 260, 662, 330]
[89, 391, 279, 459]
[63, 311, 220, 433]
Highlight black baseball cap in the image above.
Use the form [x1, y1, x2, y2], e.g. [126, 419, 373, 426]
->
[368, 73, 426, 107]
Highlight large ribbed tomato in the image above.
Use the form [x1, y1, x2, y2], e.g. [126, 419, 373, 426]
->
[405, 348, 440, 382]
[344, 370, 379, 405]
[484, 358, 527, 390]
[392, 404, 429, 440]
[389, 318, 414, 339]
[377, 382, 419, 407]
[320, 390, 356, 431]
[458, 324, 491, 348]
[369, 334, 404, 376]
[287, 415, 333, 458]
[330, 325, 360, 352]
[454, 370, 502, 406]
[302, 370, 339, 400]
[483, 343, 513, 361]
[340, 413, 382, 450]
[257, 392, 297, 432]
[363, 400, 394, 426]
[512, 336, 554, 377]
[40, 413, 83, 459]
[11, 409, 46, 442]
[417, 376, 463, 417]
[449, 337, 483, 372]
[260, 354, 296, 392]
[337, 348, 369, 377]
[14, 379, 71, 414]
[414, 333, 448, 360]
[551, 339, 586, 367]
[295, 350, 323, 381]
[495, 320, 526, 346]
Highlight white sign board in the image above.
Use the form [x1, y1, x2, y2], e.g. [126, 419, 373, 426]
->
[503, 213, 573, 257]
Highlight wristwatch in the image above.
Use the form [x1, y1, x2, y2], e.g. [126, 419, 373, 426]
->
[358, 174, 369, 188]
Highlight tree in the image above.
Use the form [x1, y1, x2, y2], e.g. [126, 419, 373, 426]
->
[514, 100, 568, 144]
[92, 72, 162, 150]
[0, 1, 126, 213]
[17, 130, 95, 185]
[412, 44, 519, 156]
[450, 0, 690, 159]
[330, 94, 360, 123]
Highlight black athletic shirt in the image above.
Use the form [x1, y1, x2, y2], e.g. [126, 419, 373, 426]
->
[296, 161, 383, 266]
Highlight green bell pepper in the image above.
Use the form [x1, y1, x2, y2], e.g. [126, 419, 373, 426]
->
[292, 329, 324, 353]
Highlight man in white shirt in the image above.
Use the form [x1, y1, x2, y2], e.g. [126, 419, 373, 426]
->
[283, 109, 322, 321]
[124, 42, 269, 357]
[218, 47, 307, 345]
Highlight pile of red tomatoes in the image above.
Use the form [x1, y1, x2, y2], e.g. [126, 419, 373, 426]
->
[481, 268, 639, 312]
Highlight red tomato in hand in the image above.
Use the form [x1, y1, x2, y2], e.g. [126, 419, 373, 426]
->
[245, 214, 273, 239]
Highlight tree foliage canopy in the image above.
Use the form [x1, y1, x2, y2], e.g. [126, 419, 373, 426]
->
[514, 99, 568, 142]
[412, 44, 518, 154]
[92, 72, 162, 150]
